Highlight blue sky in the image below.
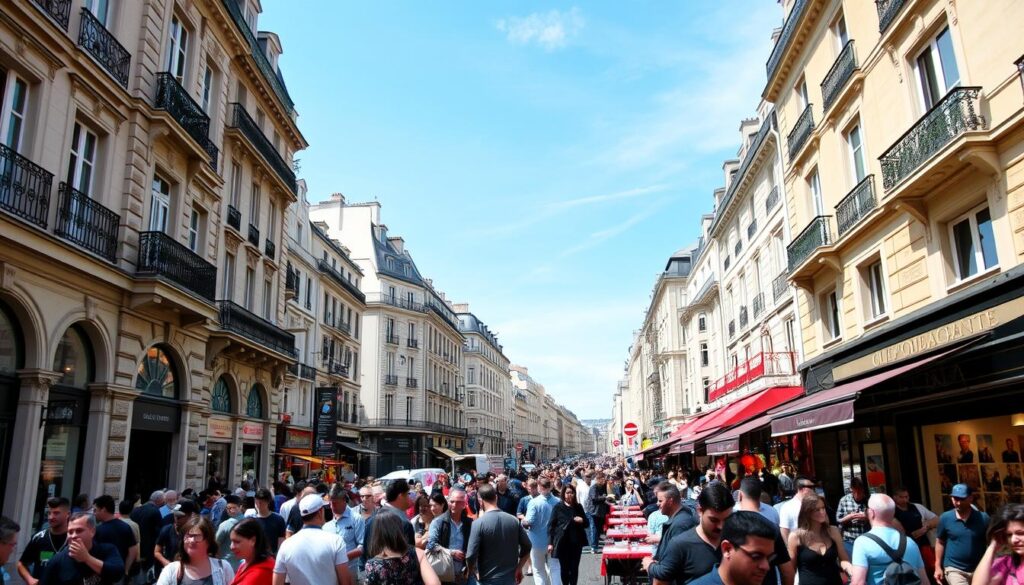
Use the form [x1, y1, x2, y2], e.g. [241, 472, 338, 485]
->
[261, 2, 782, 419]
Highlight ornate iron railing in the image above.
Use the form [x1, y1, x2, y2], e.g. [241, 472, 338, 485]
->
[30, 0, 72, 30]
[285, 266, 298, 293]
[407, 338, 419, 349]
[317, 258, 366, 302]
[381, 294, 428, 312]
[384, 375, 399, 386]
[752, 292, 765, 318]
[264, 238, 275, 260]
[136, 231, 216, 301]
[220, 0, 295, 116]
[287, 362, 317, 380]
[385, 334, 400, 345]
[365, 418, 467, 437]
[773, 272, 789, 302]
[787, 216, 834, 271]
[728, 320, 736, 338]
[821, 41, 857, 111]
[325, 361, 349, 377]
[226, 204, 241, 231]
[879, 87, 985, 191]
[739, 306, 749, 328]
[154, 73, 217, 168]
[247, 223, 260, 247]
[227, 103, 297, 194]
[836, 175, 877, 237]
[0, 143, 53, 228]
[876, 0, 907, 33]
[218, 300, 295, 356]
[787, 104, 815, 161]
[78, 8, 130, 89]
[766, 186, 780, 214]
[55, 183, 120, 261]
[747, 219, 758, 240]
[766, 0, 809, 81]
[406, 378, 418, 388]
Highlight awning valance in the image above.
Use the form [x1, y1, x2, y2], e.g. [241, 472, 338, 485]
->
[337, 441, 379, 456]
[431, 446, 461, 459]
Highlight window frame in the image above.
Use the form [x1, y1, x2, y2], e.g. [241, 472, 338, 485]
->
[914, 26, 961, 111]
[187, 206, 202, 252]
[862, 258, 889, 324]
[822, 288, 842, 342]
[166, 14, 190, 84]
[149, 175, 171, 232]
[807, 168, 824, 217]
[1, 73, 29, 152]
[67, 122, 99, 196]
[845, 122, 867, 185]
[947, 204, 999, 284]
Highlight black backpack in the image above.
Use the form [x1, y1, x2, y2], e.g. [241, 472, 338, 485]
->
[864, 533, 922, 585]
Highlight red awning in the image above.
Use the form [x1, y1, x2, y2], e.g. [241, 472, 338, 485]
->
[674, 386, 804, 453]
[634, 453, 644, 461]
[637, 435, 681, 456]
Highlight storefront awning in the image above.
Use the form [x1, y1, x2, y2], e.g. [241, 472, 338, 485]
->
[286, 454, 347, 466]
[633, 453, 644, 461]
[674, 386, 804, 451]
[337, 441, 379, 456]
[770, 341, 977, 436]
[706, 414, 772, 455]
[431, 446, 461, 459]
[637, 435, 680, 456]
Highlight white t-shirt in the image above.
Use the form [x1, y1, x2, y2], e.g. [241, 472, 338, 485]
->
[779, 496, 802, 531]
[274, 526, 348, 585]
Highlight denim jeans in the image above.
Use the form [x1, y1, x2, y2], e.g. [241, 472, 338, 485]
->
[586, 513, 596, 548]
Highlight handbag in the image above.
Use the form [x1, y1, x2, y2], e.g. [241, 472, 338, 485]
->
[425, 547, 456, 582]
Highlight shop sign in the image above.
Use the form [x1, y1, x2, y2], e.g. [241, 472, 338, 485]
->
[771, 399, 855, 437]
[132, 400, 179, 433]
[240, 422, 264, 442]
[831, 298, 1024, 382]
[207, 418, 233, 440]
[313, 387, 337, 457]
[707, 437, 739, 455]
[283, 428, 311, 450]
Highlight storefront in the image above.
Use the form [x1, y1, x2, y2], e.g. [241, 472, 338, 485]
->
[239, 420, 265, 487]
[206, 418, 234, 489]
[0, 300, 21, 516]
[337, 440, 377, 479]
[277, 426, 314, 481]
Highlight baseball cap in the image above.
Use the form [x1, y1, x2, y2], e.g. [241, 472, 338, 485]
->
[173, 500, 198, 516]
[950, 483, 972, 498]
[475, 473, 489, 483]
[299, 493, 326, 515]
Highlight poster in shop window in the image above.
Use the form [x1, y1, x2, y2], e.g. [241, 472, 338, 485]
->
[925, 416, 1024, 513]
[313, 387, 337, 458]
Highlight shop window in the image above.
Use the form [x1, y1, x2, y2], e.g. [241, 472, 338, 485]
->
[949, 205, 998, 282]
[0, 302, 23, 374]
[135, 346, 177, 398]
[211, 376, 232, 413]
[53, 326, 93, 388]
[246, 385, 264, 418]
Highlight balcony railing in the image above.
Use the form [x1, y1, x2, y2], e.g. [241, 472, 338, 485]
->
[787, 104, 815, 161]
[285, 266, 298, 294]
[739, 306, 749, 329]
[246, 223, 260, 247]
[821, 41, 857, 112]
[287, 362, 317, 380]
[55, 183, 120, 261]
[365, 418, 468, 437]
[325, 361, 349, 377]
[264, 238, 275, 260]
[836, 175, 876, 237]
[879, 87, 984, 191]
[78, 8, 130, 89]
[766, 186, 780, 214]
[226, 205, 241, 231]
[384, 374, 398, 386]
[30, 0, 72, 30]
[773, 271, 789, 302]
[766, 0, 809, 81]
[406, 378, 418, 388]
[317, 258, 366, 302]
[708, 352, 798, 402]
[221, 0, 295, 116]
[154, 73, 217, 169]
[788, 216, 834, 271]
[227, 103, 297, 194]
[876, 0, 907, 33]
[407, 338, 419, 349]
[747, 219, 758, 240]
[218, 300, 296, 357]
[0, 143, 53, 228]
[381, 294, 428, 313]
[137, 231, 216, 301]
[752, 292, 765, 318]
[385, 334, 399, 345]
[728, 320, 736, 338]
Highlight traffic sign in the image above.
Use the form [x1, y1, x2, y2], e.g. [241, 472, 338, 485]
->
[612, 439, 621, 447]
[623, 422, 639, 437]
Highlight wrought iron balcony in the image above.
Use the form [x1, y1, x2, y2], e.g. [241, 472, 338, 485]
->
[879, 87, 984, 191]
[55, 183, 119, 262]
[708, 352, 798, 402]
[728, 320, 736, 338]
[876, 0, 907, 33]
[739, 306, 749, 329]
[407, 338, 419, 349]
[285, 266, 298, 294]
[325, 361, 349, 377]
[317, 258, 366, 302]
[30, 0, 71, 30]
[287, 362, 317, 380]
[137, 231, 216, 301]
[821, 41, 857, 112]
[220, 0, 295, 116]
[154, 73, 217, 169]
[226, 205, 241, 231]
[766, 0, 808, 81]
[264, 238, 275, 260]
[364, 418, 468, 437]
[381, 294, 428, 313]
[385, 334, 400, 345]
[0, 142, 53, 228]
[787, 104, 815, 161]
[384, 375, 399, 386]
[752, 292, 765, 318]
[78, 8, 130, 89]
[247, 223, 260, 247]
[773, 272, 789, 302]
[836, 175, 877, 237]
[218, 300, 296, 357]
[227, 103, 297, 194]
[766, 186, 780, 214]
[747, 219, 758, 240]
[406, 378, 418, 388]
[787, 216, 834, 271]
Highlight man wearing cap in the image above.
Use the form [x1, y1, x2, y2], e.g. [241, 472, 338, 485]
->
[934, 484, 989, 585]
[154, 500, 195, 568]
[323, 484, 363, 578]
[273, 493, 352, 585]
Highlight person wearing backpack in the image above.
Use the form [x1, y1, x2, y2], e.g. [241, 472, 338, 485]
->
[850, 493, 928, 585]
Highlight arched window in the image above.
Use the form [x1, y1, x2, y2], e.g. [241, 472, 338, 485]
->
[53, 326, 93, 388]
[0, 303, 23, 375]
[136, 347, 177, 398]
[246, 385, 264, 418]
[211, 376, 232, 414]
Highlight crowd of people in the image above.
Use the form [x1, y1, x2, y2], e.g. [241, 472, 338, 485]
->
[0, 457, 1022, 585]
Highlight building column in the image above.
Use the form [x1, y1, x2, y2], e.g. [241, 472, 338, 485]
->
[80, 383, 136, 501]
[3, 369, 61, 552]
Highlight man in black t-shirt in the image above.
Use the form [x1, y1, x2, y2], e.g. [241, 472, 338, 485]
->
[129, 490, 163, 578]
[18, 497, 70, 585]
[253, 489, 286, 554]
[154, 500, 196, 568]
[93, 495, 137, 578]
[40, 512, 124, 585]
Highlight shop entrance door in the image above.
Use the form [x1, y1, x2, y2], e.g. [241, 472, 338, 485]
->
[125, 430, 172, 500]
[242, 444, 261, 487]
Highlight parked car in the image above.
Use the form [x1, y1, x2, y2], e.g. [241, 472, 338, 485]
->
[379, 468, 446, 492]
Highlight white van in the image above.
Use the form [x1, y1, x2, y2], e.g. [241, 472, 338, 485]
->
[452, 454, 504, 477]
[379, 468, 446, 492]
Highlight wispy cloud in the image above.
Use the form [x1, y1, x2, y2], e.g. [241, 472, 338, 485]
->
[547, 184, 668, 212]
[559, 197, 672, 259]
[497, 8, 585, 51]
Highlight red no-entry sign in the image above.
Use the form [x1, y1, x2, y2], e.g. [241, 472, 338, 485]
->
[623, 422, 638, 437]
[612, 439, 621, 447]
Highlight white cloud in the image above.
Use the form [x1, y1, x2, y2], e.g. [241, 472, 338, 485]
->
[559, 197, 672, 258]
[497, 8, 584, 51]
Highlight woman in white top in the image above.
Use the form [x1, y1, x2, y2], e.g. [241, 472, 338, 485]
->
[156, 516, 235, 585]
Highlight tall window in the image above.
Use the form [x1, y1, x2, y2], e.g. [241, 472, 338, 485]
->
[83, 0, 108, 24]
[405, 396, 413, 423]
[917, 27, 960, 109]
[67, 123, 98, 195]
[824, 289, 841, 341]
[700, 343, 709, 367]
[187, 206, 202, 252]
[223, 253, 235, 300]
[808, 169, 824, 217]
[200, 64, 214, 113]
[1, 74, 29, 151]
[249, 183, 260, 225]
[833, 13, 848, 49]
[166, 16, 189, 83]
[386, 352, 395, 375]
[384, 394, 394, 422]
[243, 267, 255, 310]
[846, 124, 866, 183]
[230, 162, 242, 208]
[950, 206, 998, 281]
[785, 318, 796, 352]
[263, 278, 272, 320]
[797, 79, 810, 110]
[408, 322, 416, 341]
[866, 260, 887, 319]
[149, 176, 170, 232]
[697, 314, 706, 332]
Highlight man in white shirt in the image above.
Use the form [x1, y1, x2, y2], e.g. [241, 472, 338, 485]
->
[273, 494, 352, 585]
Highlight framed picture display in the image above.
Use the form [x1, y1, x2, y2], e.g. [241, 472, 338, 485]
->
[862, 441, 887, 493]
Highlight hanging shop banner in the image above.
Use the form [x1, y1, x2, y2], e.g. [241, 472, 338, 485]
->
[240, 421, 264, 442]
[313, 387, 338, 457]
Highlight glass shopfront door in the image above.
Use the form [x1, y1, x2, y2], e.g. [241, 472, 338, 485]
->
[242, 444, 261, 487]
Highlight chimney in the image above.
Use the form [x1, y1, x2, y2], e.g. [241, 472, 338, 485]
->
[453, 303, 470, 313]
[387, 236, 404, 254]
[331, 192, 346, 204]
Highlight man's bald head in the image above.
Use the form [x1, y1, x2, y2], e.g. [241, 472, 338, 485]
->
[868, 493, 896, 524]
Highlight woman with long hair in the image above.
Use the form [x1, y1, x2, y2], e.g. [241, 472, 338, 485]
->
[786, 494, 852, 585]
[620, 479, 644, 507]
[228, 519, 274, 585]
[972, 503, 1024, 585]
[412, 493, 443, 550]
[365, 512, 440, 585]
[156, 516, 235, 585]
[548, 484, 589, 585]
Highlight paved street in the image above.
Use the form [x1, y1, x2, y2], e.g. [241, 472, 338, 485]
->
[520, 551, 606, 585]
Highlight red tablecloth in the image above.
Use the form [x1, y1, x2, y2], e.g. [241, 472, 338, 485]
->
[606, 527, 648, 540]
[612, 505, 642, 512]
[600, 545, 654, 576]
[610, 509, 644, 517]
[608, 517, 646, 525]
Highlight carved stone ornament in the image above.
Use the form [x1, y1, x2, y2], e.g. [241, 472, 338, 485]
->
[246, 248, 260, 269]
